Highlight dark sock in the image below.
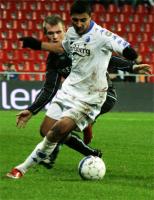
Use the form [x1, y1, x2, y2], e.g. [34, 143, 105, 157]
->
[64, 134, 100, 156]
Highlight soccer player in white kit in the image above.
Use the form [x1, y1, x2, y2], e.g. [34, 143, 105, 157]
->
[7, 0, 139, 178]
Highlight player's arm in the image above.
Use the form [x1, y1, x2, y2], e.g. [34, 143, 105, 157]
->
[108, 34, 152, 74]
[16, 69, 61, 128]
[102, 30, 140, 63]
[122, 46, 138, 61]
[109, 56, 152, 74]
[27, 69, 61, 115]
[19, 37, 64, 53]
[41, 41, 64, 53]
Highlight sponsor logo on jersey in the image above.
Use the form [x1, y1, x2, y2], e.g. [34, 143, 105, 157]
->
[71, 44, 90, 57]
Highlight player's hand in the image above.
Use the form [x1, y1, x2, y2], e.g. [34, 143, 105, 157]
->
[19, 37, 42, 50]
[16, 110, 33, 128]
[133, 64, 152, 75]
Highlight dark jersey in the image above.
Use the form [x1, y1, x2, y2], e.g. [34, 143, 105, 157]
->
[27, 52, 71, 114]
[108, 56, 134, 73]
[46, 52, 71, 78]
[27, 54, 134, 115]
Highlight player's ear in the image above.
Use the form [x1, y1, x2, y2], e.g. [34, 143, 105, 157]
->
[91, 12, 94, 19]
[63, 25, 66, 33]
[43, 21, 47, 35]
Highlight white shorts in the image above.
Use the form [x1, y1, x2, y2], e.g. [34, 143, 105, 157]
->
[46, 90, 106, 131]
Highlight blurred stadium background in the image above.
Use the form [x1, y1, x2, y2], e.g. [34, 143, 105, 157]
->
[0, 0, 154, 111]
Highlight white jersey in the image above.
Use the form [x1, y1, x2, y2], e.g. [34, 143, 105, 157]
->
[61, 21, 130, 105]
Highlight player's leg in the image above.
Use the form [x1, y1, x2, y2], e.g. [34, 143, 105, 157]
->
[40, 104, 104, 168]
[6, 128, 57, 178]
[6, 116, 76, 179]
[99, 87, 117, 116]
[6, 97, 103, 178]
[39, 96, 105, 168]
[38, 103, 65, 168]
[40, 130, 103, 169]
[22, 101, 101, 173]
[65, 133, 102, 157]
[6, 102, 73, 178]
[23, 90, 113, 172]
[39, 115, 76, 169]
[40, 115, 56, 137]
[82, 87, 117, 144]
[39, 99, 103, 168]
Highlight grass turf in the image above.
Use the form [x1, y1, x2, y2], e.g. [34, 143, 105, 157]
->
[0, 111, 154, 200]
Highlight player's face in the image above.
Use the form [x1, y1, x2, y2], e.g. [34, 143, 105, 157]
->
[71, 13, 91, 35]
[45, 22, 65, 43]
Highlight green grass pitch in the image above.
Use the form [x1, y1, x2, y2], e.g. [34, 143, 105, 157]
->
[0, 111, 154, 200]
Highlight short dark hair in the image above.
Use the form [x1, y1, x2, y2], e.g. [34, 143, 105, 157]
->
[43, 14, 64, 34]
[70, 0, 92, 16]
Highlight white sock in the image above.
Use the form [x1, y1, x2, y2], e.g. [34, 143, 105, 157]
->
[16, 137, 57, 174]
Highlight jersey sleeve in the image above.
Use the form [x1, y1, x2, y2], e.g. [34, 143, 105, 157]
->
[99, 28, 130, 55]
[109, 56, 134, 73]
[27, 69, 61, 115]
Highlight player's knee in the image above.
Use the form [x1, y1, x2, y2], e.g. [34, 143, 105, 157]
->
[40, 126, 46, 137]
[47, 119, 75, 142]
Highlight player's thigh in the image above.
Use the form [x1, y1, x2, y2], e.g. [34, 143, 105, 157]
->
[55, 117, 76, 133]
[40, 116, 57, 136]
[41, 102, 63, 136]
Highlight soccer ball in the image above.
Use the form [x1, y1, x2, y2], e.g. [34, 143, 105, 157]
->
[78, 155, 106, 180]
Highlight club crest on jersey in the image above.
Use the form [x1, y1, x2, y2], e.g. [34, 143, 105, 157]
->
[85, 36, 90, 43]
[71, 44, 90, 57]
